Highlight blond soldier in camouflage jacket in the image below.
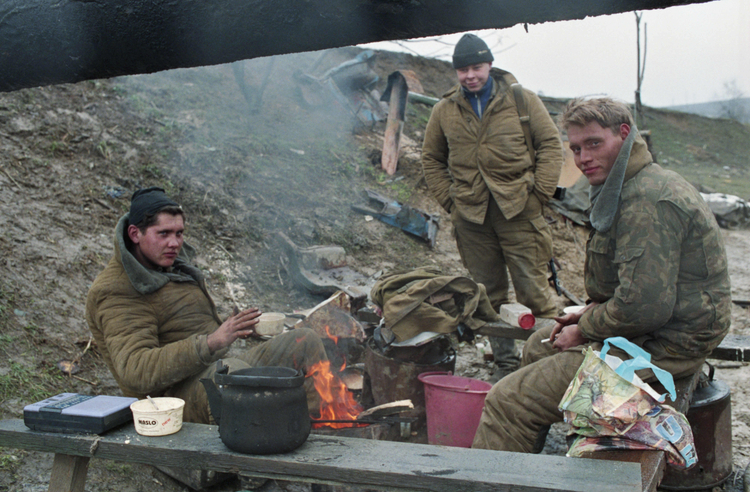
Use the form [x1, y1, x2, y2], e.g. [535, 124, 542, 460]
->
[472, 98, 731, 452]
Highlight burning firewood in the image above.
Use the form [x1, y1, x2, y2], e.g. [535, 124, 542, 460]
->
[358, 400, 414, 420]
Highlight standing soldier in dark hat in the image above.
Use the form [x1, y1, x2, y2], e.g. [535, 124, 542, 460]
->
[422, 33, 563, 381]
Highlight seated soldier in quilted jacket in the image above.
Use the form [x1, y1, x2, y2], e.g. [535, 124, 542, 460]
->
[86, 187, 327, 423]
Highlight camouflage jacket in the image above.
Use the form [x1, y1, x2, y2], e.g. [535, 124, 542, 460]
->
[578, 137, 731, 360]
[421, 68, 562, 223]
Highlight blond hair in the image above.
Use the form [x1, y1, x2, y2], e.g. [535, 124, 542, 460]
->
[560, 97, 634, 133]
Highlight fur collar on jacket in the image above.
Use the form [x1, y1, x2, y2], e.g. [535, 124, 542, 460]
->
[114, 214, 201, 295]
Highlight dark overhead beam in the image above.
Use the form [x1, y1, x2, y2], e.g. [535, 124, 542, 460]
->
[0, 0, 714, 92]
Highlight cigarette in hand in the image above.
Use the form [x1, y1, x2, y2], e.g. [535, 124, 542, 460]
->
[541, 338, 554, 344]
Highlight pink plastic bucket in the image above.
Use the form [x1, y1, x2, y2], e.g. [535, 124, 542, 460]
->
[417, 371, 492, 447]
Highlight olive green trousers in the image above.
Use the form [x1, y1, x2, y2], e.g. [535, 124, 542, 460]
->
[452, 195, 558, 368]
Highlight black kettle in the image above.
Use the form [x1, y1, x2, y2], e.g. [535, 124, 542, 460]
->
[200, 361, 311, 454]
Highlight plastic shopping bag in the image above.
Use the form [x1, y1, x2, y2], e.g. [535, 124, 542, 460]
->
[559, 337, 697, 469]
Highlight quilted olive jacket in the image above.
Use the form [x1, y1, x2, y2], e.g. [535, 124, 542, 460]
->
[85, 214, 229, 399]
[422, 68, 562, 223]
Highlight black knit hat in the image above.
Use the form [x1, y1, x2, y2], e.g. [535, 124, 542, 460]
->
[452, 33, 494, 69]
[129, 187, 180, 227]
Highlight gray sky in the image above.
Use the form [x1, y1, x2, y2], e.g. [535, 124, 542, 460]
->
[362, 0, 749, 108]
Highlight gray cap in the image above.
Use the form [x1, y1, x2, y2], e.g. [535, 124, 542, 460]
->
[452, 34, 494, 69]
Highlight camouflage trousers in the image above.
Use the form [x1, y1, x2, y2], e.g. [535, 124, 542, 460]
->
[471, 324, 705, 452]
[165, 327, 327, 424]
[452, 194, 558, 367]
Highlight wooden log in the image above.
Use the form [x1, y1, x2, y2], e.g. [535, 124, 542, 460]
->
[358, 399, 414, 419]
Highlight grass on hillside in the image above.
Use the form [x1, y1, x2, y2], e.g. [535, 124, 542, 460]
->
[632, 108, 750, 199]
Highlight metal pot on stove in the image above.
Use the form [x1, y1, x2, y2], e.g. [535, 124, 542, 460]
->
[200, 361, 311, 454]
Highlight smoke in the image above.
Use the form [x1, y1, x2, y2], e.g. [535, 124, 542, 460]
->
[112, 47, 391, 306]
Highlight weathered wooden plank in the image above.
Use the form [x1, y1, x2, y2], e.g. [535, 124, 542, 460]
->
[0, 419, 640, 492]
[710, 334, 750, 362]
[480, 319, 749, 363]
[477, 317, 556, 340]
[586, 450, 664, 492]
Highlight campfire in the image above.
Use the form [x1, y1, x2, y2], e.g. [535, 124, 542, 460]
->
[295, 297, 416, 435]
[307, 325, 364, 429]
[307, 359, 364, 429]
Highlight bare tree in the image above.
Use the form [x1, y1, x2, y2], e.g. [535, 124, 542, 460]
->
[634, 12, 647, 128]
[720, 80, 748, 123]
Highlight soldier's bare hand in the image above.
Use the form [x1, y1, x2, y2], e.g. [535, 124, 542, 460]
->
[207, 307, 261, 353]
[550, 312, 577, 343]
[552, 325, 588, 351]
[550, 302, 597, 344]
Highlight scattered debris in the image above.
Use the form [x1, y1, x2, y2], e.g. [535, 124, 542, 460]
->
[276, 232, 376, 302]
[293, 50, 386, 126]
[352, 189, 439, 247]
[380, 71, 424, 175]
[700, 192, 750, 229]
[56, 359, 80, 375]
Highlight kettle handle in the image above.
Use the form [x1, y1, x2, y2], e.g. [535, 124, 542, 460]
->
[199, 360, 229, 425]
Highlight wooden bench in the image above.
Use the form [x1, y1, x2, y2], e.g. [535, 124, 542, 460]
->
[0, 418, 644, 492]
[478, 318, 745, 492]
[4, 321, 741, 492]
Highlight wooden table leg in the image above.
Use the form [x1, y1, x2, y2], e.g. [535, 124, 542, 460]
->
[49, 454, 89, 492]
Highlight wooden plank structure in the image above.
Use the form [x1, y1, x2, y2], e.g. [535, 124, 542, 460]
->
[0, 419, 643, 492]
[708, 334, 750, 362]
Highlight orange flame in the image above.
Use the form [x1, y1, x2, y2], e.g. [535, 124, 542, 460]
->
[307, 325, 363, 428]
[324, 325, 339, 345]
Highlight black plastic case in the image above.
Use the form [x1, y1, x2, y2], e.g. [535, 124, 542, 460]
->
[24, 393, 138, 434]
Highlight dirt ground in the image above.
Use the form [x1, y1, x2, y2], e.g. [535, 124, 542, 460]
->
[0, 48, 748, 491]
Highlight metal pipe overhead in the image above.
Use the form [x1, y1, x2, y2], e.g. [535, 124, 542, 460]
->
[0, 0, 712, 92]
